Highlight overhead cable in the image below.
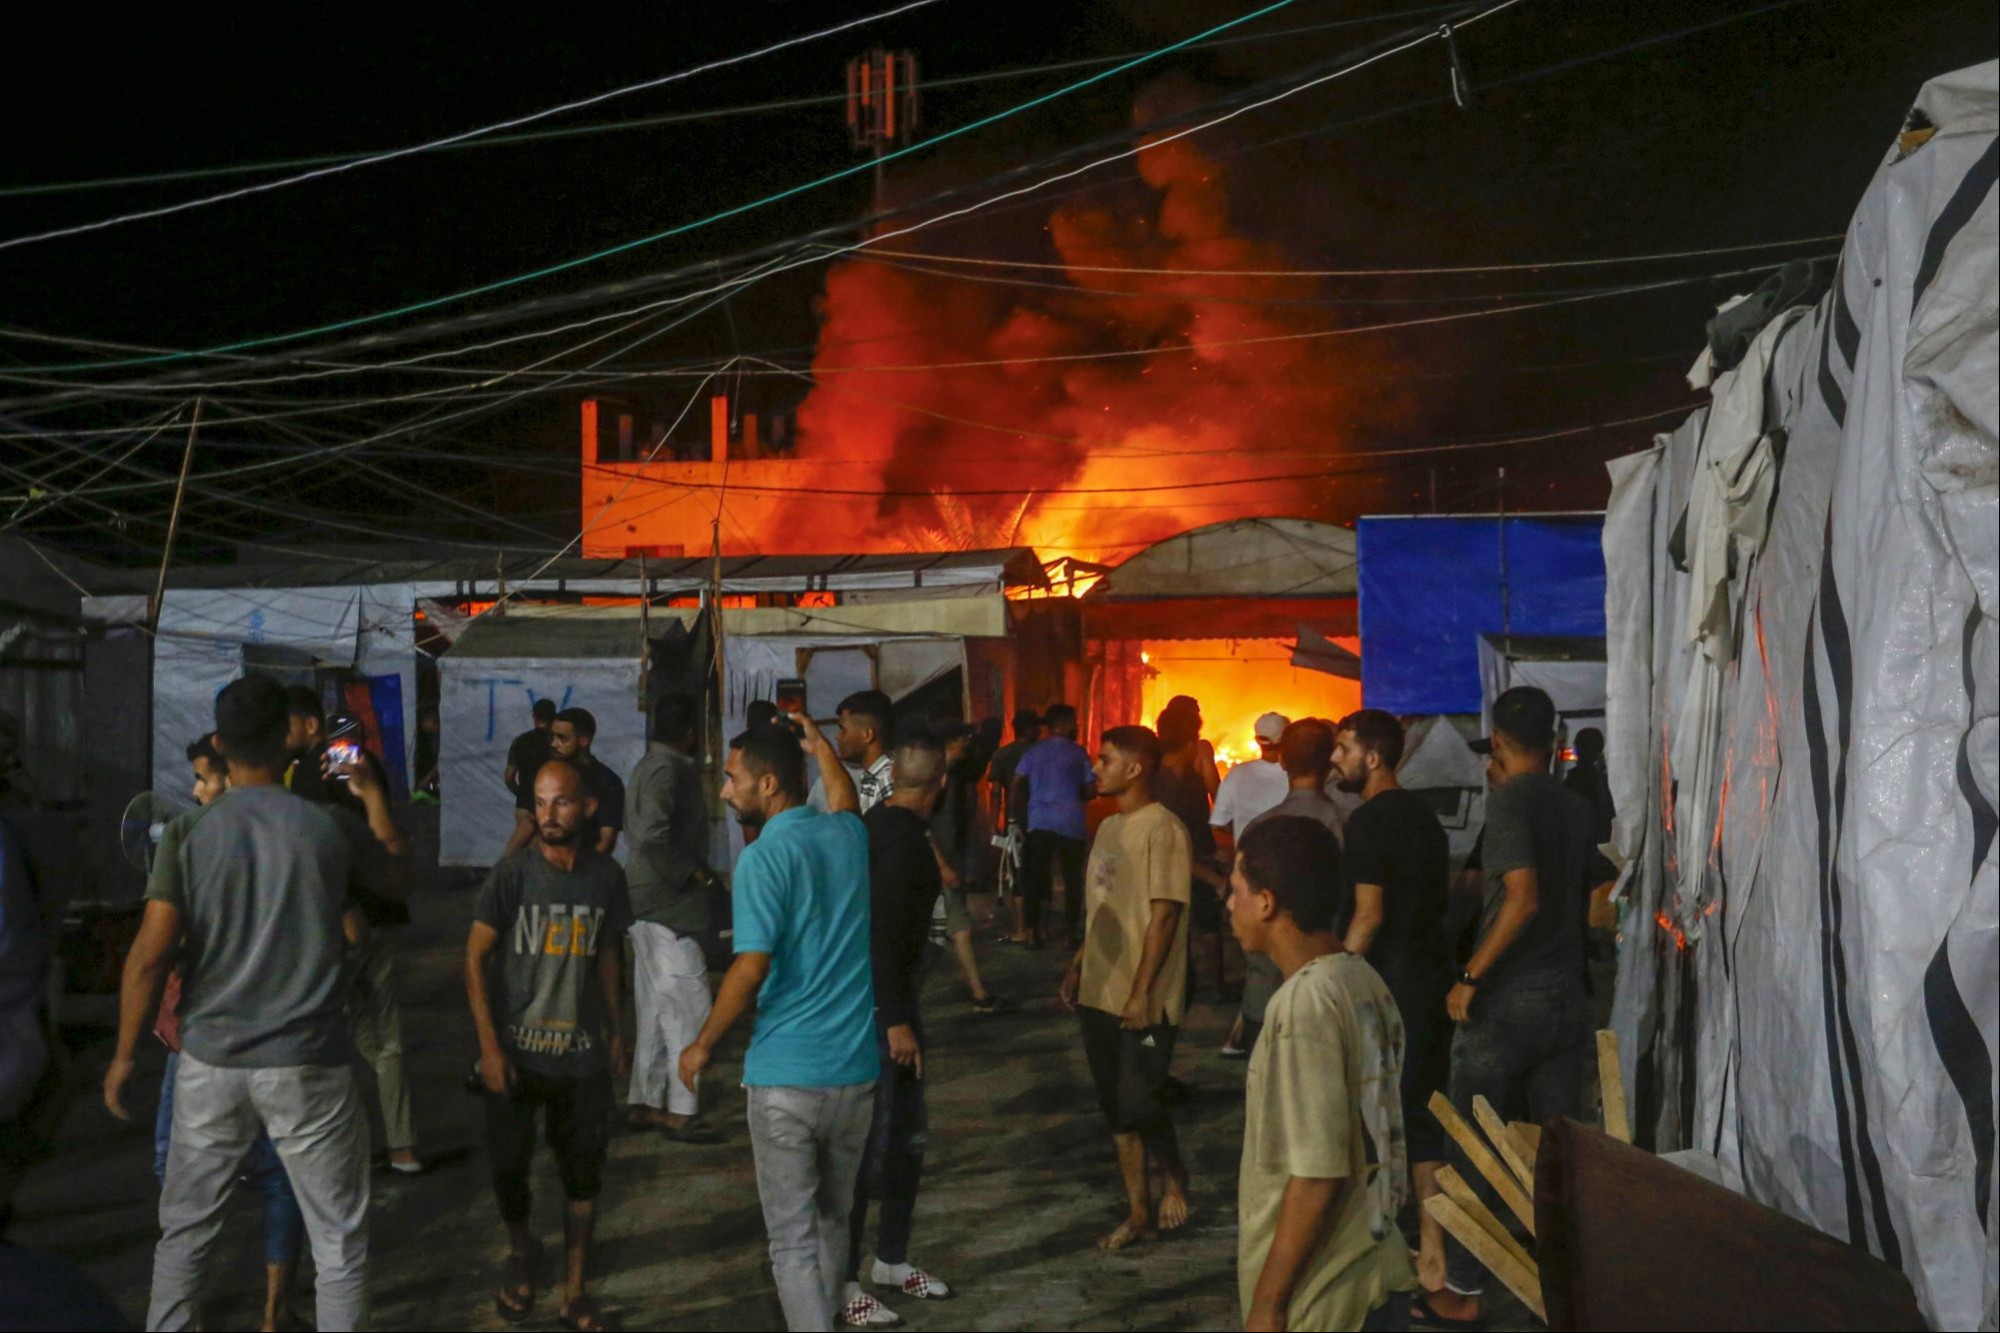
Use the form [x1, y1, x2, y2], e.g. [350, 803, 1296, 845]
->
[20, 0, 1326, 372]
[0, 0, 946, 252]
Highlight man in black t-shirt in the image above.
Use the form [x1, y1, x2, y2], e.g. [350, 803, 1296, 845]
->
[842, 736, 957, 1327]
[1425, 688, 1611, 1327]
[468, 757, 631, 1330]
[502, 707, 625, 859]
[1330, 708, 1452, 1295]
[504, 698, 557, 799]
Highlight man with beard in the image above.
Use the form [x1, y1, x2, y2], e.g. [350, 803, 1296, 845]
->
[503, 707, 625, 858]
[1058, 725, 1193, 1252]
[467, 759, 632, 1332]
[680, 715, 876, 1332]
[1329, 709, 1451, 1298]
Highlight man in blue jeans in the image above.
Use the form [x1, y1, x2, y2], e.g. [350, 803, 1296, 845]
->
[682, 714, 877, 1333]
[1418, 688, 1611, 1329]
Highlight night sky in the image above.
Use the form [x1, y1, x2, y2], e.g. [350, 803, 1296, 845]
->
[3, 0, 1993, 563]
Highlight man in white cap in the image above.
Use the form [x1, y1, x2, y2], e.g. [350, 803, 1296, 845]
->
[1209, 712, 1292, 866]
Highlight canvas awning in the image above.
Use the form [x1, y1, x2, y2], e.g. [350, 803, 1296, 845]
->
[1085, 517, 1357, 600]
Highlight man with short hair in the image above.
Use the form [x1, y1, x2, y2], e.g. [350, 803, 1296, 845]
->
[623, 695, 720, 1143]
[1331, 708, 1452, 1295]
[1422, 686, 1608, 1329]
[1058, 725, 1192, 1251]
[469, 757, 632, 1332]
[842, 735, 956, 1328]
[985, 709, 1040, 830]
[814, 689, 895, 814]
[150, 734, 309, 1333]
[1234, 719, 1351, 1055]
[505, 697, 559, 798]
[928, 723, 1013, 1017]
[680, 716, 877, 1332]
[107, 674, 374, 1333]
[304, 711, 423, 1176]
[504, 707, 625, 858]
[1010, 703, 1093, 946]
[1227, 816, 1415, 1332]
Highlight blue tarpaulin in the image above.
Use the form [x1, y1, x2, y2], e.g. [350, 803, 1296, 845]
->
[1358, 516, 1605, 714]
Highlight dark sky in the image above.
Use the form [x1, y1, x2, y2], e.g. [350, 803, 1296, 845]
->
[2, 0, 1993, 562]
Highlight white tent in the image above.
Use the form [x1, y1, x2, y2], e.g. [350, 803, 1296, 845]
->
[1602, 62, 1996, 1329]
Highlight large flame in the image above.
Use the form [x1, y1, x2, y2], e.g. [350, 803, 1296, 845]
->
[1139, 638, 1361, 767]
[784, 83, 1386, 563]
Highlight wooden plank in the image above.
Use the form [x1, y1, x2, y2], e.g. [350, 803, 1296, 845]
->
[1597, 1030, 1631, 1143]
[1429, 1091, 1535, 1234]
[1511, 1121, 1542, 1159]
[1473, 1095, 1536, 1191]
[1426, 1195, 1546, 1323]
[1435, 1166, 1537, 1276]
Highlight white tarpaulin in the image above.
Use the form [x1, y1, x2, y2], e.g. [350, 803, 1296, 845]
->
[149, 586, 362, 799]
[1604, 62, 1997, 1330]
[437, 655, 645, 867]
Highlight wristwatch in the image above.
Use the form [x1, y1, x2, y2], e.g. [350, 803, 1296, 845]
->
[1458, 970, 1482, 988]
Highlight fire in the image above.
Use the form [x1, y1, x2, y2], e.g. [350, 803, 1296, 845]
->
[778, 78, 1391, 564]
[1138, 637, 1360, 764]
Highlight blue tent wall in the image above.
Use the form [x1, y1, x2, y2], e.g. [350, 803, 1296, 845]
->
[1357, 516, 1605, 714]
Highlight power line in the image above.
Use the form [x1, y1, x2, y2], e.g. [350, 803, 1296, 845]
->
[796, 258, 1828, 374]
[0, 0, 945, 251]
[0, 6, 1465, 200]
[20, 0, 1330, 373]
[870, 233, 1847, 278]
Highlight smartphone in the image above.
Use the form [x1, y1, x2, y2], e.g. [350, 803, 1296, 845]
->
[775, 677, 808, 716]
[326, 739, 363, 779]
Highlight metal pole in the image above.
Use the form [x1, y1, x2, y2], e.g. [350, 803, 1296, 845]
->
[149, 398, 202, 630]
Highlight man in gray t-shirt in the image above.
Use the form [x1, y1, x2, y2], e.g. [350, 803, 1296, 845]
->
[105, 674, 373, 1333]
[469, 757, 631, 1330]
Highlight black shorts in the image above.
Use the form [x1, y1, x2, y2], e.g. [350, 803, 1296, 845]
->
[484, 1064, 613, 1219]
[1079, 1007, 1178, 1134]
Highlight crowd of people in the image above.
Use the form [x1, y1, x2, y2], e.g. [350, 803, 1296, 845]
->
[0, 668, 1618, 1332]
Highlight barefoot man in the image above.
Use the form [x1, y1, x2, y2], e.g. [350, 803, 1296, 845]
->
[1058, 724, 1193, 1250]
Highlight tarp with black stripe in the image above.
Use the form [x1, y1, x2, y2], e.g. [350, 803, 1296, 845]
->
[1602, 59, 1997, 1330]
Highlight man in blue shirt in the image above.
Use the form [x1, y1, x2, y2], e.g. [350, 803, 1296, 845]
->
[680, 714, 876, 1332]
[1009, 703, 1095, 946]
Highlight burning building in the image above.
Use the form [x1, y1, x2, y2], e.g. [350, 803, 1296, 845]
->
[580, 98, 1392, 564]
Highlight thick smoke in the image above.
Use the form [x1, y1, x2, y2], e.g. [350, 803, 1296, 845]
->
[789, 86, 1384, 560]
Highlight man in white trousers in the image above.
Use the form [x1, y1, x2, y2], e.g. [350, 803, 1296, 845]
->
[624, 695, 722, 1144]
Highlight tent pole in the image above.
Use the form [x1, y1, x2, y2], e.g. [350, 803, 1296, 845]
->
[149, 397, 203, 631]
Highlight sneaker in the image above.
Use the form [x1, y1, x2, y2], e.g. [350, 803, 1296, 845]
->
[1219, 1039, 1249, 1060]
[871, 1260, 952, 1300]
[839, 1287, 902, 1327]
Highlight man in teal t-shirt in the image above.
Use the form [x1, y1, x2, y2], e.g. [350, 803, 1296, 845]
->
[681, 713, 876, 1332]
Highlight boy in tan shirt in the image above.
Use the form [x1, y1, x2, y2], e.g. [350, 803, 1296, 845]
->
[1058, 724, 1193, 1251]
[1229, 814, 1415, 1331]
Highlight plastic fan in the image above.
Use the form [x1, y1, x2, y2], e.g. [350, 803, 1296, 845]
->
[119, 791, 176, 871]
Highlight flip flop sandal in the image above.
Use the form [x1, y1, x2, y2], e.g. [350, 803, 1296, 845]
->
[494, 1250, 537, 1324]
[1410, 1289, 1489, 1330]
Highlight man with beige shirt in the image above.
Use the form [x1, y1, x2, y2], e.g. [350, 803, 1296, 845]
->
[1057, 724, 1193, 1252]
